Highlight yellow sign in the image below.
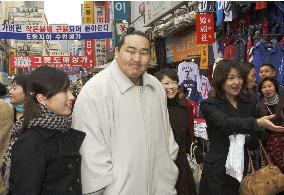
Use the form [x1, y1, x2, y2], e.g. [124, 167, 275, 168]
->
[83, 1, 94, 24]
[200, 44, 208, 69]
[9, 49, 16, 75]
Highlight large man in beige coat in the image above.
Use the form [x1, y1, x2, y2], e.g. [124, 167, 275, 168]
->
[73, 29, 179, 195]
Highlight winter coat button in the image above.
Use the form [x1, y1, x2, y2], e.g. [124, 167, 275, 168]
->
[77, 178, 80, 183]
[68, 163, 73, 169]
[76, 158, 79, 163]
[69, 186, 73, 191]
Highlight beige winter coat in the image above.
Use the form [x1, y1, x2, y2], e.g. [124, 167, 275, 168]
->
[73, 60, 179, 195]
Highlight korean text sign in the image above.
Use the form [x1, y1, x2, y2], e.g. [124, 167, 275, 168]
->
[196, 13, 215, 44]
[0, 24, 112, 40]
[10, 56, 93, 68]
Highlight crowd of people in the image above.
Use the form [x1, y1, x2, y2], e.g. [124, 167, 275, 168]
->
[0, 29, 283, 195]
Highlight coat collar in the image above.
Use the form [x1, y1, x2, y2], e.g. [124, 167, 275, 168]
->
[109, 59, 155, 94]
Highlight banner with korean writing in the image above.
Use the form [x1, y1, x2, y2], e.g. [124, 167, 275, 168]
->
[200, 45, 208, 69]
[196, 13, 215, 44]
[0, 24, 112, 40]
[94, 2, 107, 66]
[10, 56, 93, 68]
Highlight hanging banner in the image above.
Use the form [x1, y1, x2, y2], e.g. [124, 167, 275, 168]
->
[0, 24, 112, 40]
[94, 2, 107, 66]
[9, 49, 16, 75]
[196, 13, 215, 44]
[10, 56, 93, 68]
[83, 1, 96, 67]
[200, 44, 209, 69]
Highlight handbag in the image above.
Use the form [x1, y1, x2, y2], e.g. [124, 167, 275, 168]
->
[240, 140, 284, 195]
[187, 143, 202, 193]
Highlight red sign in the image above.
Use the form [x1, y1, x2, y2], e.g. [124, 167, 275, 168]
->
[196, 13, 215, 44]
[10, 56, 92, 68]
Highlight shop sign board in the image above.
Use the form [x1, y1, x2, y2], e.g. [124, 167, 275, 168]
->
[94, 2, 107, 66]
[83, 1, 96, 67]
[172, 31, 201, 62]
[10, 56, 94, 68]
[196, 13, 215, 44]
[114, 1, 129, 20]
[115, 21, 128, 47]
[0, 24, 112, 40]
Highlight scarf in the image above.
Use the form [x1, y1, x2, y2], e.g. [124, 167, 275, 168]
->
[0, 103, 72, 190]
[264, 94, 279, 106]
[13, 104, 24, 113]
[1, 117, 23, 191]
[27, 103, 72, 132]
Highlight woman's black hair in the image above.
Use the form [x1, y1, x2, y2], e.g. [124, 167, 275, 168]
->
[258, 76, 279, 97]
[22, 66, 70, 131]
[155, 68, 179, 83]
[238, 61, 255, 89]
[0, 82, 7, 96]
[212, 59, 242, 100]
[12, 74, 29, 95]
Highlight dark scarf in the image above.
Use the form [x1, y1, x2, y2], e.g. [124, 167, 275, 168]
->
[264, 94, 279, 106]
[1, 103, 72, 190]
[27, 103, 72, 132]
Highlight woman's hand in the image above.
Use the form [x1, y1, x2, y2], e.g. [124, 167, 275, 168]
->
[257, 114, 284, 132]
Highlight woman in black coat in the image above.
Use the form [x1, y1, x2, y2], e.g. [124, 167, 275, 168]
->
[9, 66, 85, 195]
[199, 60, 284, 195]
[257, 77, 284, 174]
[156, 68, 197, 195]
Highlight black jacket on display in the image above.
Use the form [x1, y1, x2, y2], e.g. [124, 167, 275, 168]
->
[198, 95, 261, 195]
[9, 127, 85, 195]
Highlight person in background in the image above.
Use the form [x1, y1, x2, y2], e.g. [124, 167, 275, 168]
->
[199, 59, 284, 195]
[73, 28, 179, 195]
[239, 61, 257, 96]
[9, 66, 85, 195]
[238, 61, 262, 171]
[257, 77, 284, 174]
[259, 63, 284, 98]
[0, 74, 28, 193]
[156, 68, 197, 195]
[0, 82, 13, 194]
[259, 63, 276, 80]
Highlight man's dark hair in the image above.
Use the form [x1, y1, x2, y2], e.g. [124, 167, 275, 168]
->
[0, 82, 7, 96]
[258, 76, 279, 96]
[117, 27, 150, 50]
[260, 63, 275, 71]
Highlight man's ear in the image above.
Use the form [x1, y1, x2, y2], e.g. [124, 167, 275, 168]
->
[36, 94, 47, 106]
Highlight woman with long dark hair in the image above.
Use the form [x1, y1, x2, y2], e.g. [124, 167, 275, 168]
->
[9, 66, 85, 195]
[199, 59, 284, 195]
